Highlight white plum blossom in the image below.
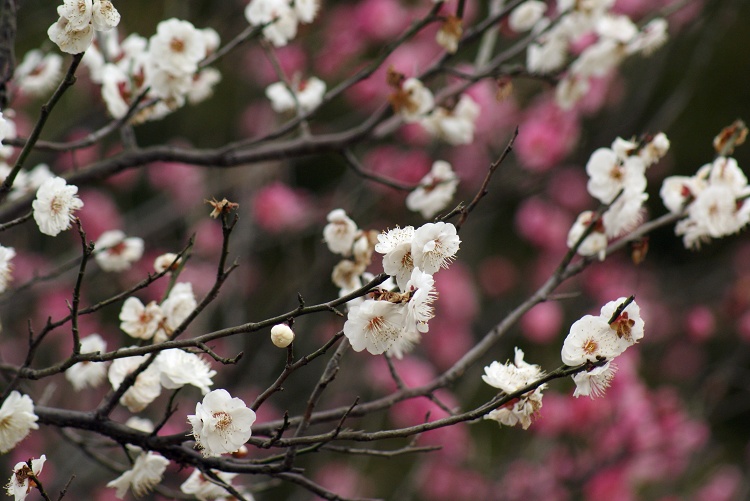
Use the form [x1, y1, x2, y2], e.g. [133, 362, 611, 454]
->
[245, 0, 299, 47]
[403, 267, 436, 335]
[394, 78, 434, 123]
[107, 446, 170, 499]
[527, 37, 568, 74]
[627, 18, 668, 56]
[266, 77, 326, 114]
[601, 190, 648, 238]
[94, 230, 145, 272]
[14, 50, 63, 97]
[482, 348, 545, 430]
[343, 299, 407, 355]
[421, 94, 480, 145]
[188, 389, 257, 457]
[32, 176, 84, 237]
[180, 468, 239, 501]
[270, 324, 295, 348]
[0, 245, 15, 293]
[157, 349, 216, 394]
[294, 0, 320, 23]
[6, 455, 45, 501]
[406, 160, 459, 219]
[562, 297, 643, 366]
[567, 211, 607, 260]
[100, 64, 131, 118]
[108, 353, 163, 412]
[65, 333, 108, 391]
[119, 297, 163, 340]
[47, 15, 95, 55]
[323, 209, 359, 256]
[660, 175, 700, 214]
[48, 0, 120, 54]
[187, 68, 223, 105]
[148, 19, 207, 75]
[375, 226, 416, 290]
[0, 391, 39, 454]
[411, 222, 461, 275]
[586, 147, 646, 204]
[125, 416, 154, 433]
[91, 0, 120, 31]
[639, 132, 670, 166]
[573, 361, 617, 398]
[436, 16, 462, 54]
[509, 1, 547, 32]
[157, 282, 197, 341]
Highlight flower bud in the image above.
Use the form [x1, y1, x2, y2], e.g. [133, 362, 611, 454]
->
[154, 253, 181, 273]
[271, 324, 294, 348]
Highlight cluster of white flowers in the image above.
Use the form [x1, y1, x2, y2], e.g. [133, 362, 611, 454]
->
[562, 296, 644, 398]
[94, 230, 144, 272]
[482, 348, 546, 429]
[6, 455, 46, 501]
[266, 76, 326, 114]
[108, 347, 216, 412]
[119, 282, 197, 342]
[244, 0, 320, 47]
[0, 391, 39, 454]
[13, 50, 63, 97]
[388, 75, 481, 145]
[0, 161, 54, 202]
[65, 333, 108, 391]
[330, 216, 459, 357]
[567, 133, 670, 259]
[32, 176, 84, 237]
[107, 445, 170, 499]
[48, 0, 121, 54]
[661, 156, 750, 248]
[188, 389, 257, 457]
[82, 19, 221, 122]
[512, 0, 668, 108]
[406, 160, 459, 219]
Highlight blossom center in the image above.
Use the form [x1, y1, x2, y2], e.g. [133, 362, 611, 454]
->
[582, 338, 599, 355]
[49, 196, 65, 215]
[212, 411, 232, 431]
[170, 37, 186, 53]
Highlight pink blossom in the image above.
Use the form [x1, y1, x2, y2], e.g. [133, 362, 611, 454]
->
[423, 319, 473, 370]
[313, 462, 371, 500]
[684, 306, 716, 342]
[251, 182, 313, 234]
[477, 255, 518, 297]
[77, 189, 124, 240]
[515, 100, 580, 171]
[514, 197, 573, 252]
[417, 460, 491, 501]
[694, 466, 743, 501]
[521, 301, 563, 344]
[244, 45, 307, 87]
[147, 161, 205, 211]
[353, 0, 410, 42]
[364, 146, 431, 194]
[55, 128, 101, 171]
[547, 167, 591, 212]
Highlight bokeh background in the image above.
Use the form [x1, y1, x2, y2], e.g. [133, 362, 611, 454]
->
[5, 0, 750, 499]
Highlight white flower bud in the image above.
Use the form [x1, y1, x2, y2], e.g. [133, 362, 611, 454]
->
[154, 252, 180, 273]
[271, 324, 295, 348]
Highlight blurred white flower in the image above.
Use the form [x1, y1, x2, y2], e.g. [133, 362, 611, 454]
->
[509, 1, 547, 32]
[406, 160, 458, 219]
[245, 0, 299, 47]
[393, 78, 434, 123]
[119, 297, 163, 340]
[14, 50, 63, 97]
[323, 209, 359, 256]
[65, 333, 108, 391]
[107, 446, 169, 499]
[157, 282, 197, 340]
[154, 252, 181, 273]
[32, 176, 84, 237]
[180, 468, 239, 501]
[95, 230, 144, 272]
[148, 18, 207, 75]
[0, 391, 38, 454]
[265, 76, 326, 113]
[6, 455, 45, 501]
[0, 245, 15, 294]
[421, 94, 480, 145]
[188, 389, 257, 457]
[567, 211, 607, 260]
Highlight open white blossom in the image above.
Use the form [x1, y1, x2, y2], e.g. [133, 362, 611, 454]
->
[6, 455, 45, 501]
[323, 209, 359, 256]
[573, 361, 617, 398]
[562, 297, 643, 366]
[411, 222, 461, 275]
[108, 353, 163, 412]
[119, 297, 163, 340]
[125, 416, 154, 434]
[107, 446, 169, 499]
[421, 94, 480, 145]
[586, 147, 646, 204]
[32, 176, 84, 236]
[188, 389, 257, 457]
[404, 267, 436, 335]
[567, 211, 607, 260]
[95, 230, 144, 272]
[149, 18, 207, 75]
[157, 282, 197, 341]
[0, 245, 15, 293]
[157, 349, 216, 394]
[375, 226, 416, 290]
[0, 391, 38, 454]
[483, 348, 545, 430]
[48, 0, 120, 54]
[65, 333, 108, 391]
[344, 299, 407, 355]
[266, 77, 326, 113]
[406, 160, 458, 219]
[188, 68, 223, 105]
[154, 252, 181, 273]
[14, 51, 63, 97]
[394, 78, 434, 123]
[180, 468, 239, 501]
